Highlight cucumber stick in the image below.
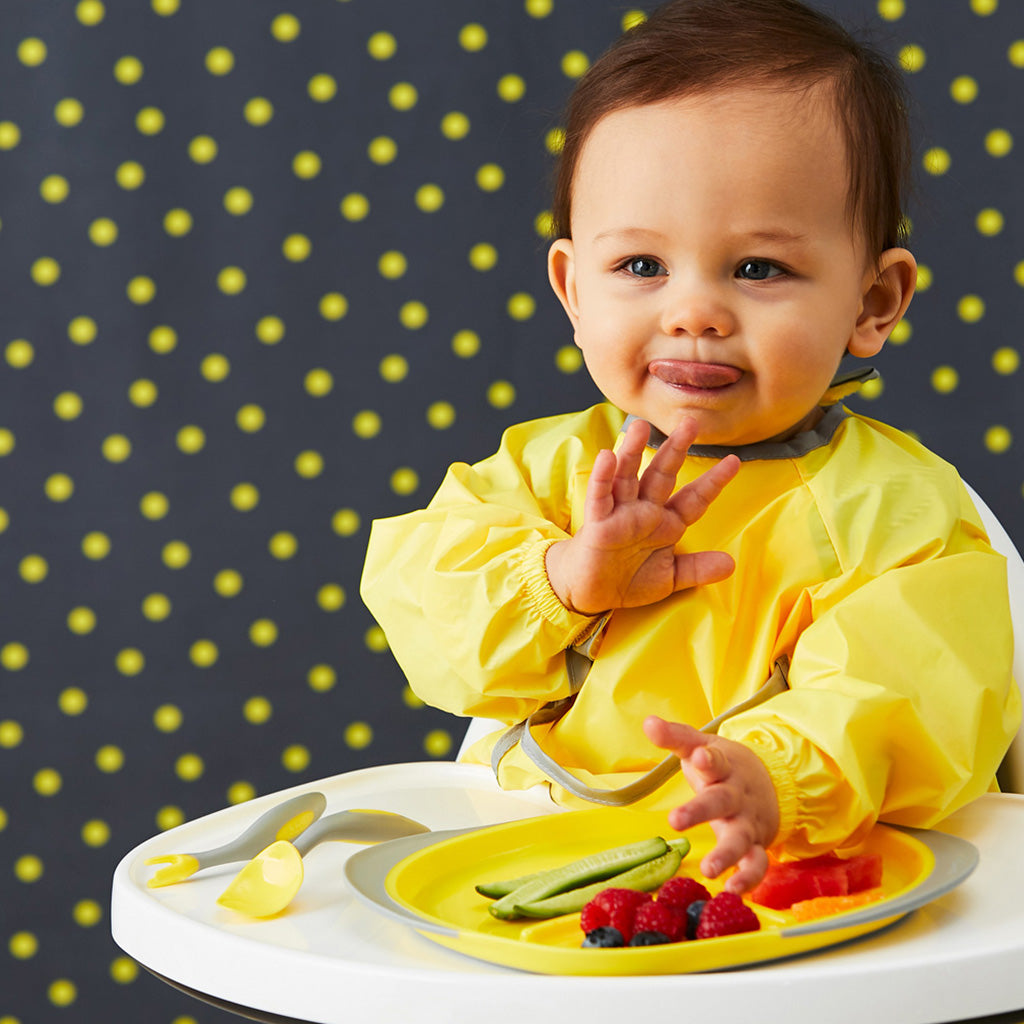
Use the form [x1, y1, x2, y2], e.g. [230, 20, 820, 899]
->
[484, 836, 669, 919]
[513, 847, 684, 919]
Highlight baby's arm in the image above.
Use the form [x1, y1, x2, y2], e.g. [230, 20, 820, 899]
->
[544, 417, 740, 615]
[643, 717, 779, 892]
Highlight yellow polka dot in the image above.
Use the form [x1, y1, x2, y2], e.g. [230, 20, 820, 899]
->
[424, 730, 452, 758]
[876, 0, 905, 17]
[985, 426, 1011, 452]
[931, 366, 959, 393]
[128, 379, 158, 408]
[199, 354, 230, 383]
[976, 208, 1003, 236]
[556, 346, 584, 373]
[957, 294, 985, 322]
[162, 208, 192, 237]
[1016, 261, 1024, 288]
[101, 434, 132, 463]
[0, 430, 14, 456]
[0, 121, 21, 149]
[77, 0, 105, 24]
[271, 13, 300, 40]
[922, 147, 950, 175]
[340, 192, 369, 220]
[135, 106, 165, 135]
[244, 97, 274, 125]
[34, 768, 61, 796]
[366, 626, 389, 652]
[950, 76, 978, 103]
[0, 720, 23, 748]
[18, 37, 47, 66]
[227, 781, 256, 804]
[205, 46, 234, 75]
[95, 745, 124, 774]
[157, 805, 185, 830]
[379, 354, 408, 382]
[992, 347, 1019, 375]
[332, 508, 361, 536]
[308, 664, 336, 692]
[31, 257, 61, 286]
[9, 931, 38, 959]
[535, 210, 555, 238]
[127, 275, 156, 304]
[452, 329, 481, 357]
[294, 450, 324, 478]
[400, 301, 429, 329]
[476, 163, 505, 191]
[0, 508, 7, 533]
[214, 569, 244, 597]
[114, 55, 144, 84]
[116, 159, 145, 188]
[48, 979, 78, 1008]
[526, 0, 553, 15]
[507, 292, 536, 320]
[414, 183, 445, 213]
[440, 111, 470, 140]
[139, 491, 169, 520]
[459, 23, 488, 51]
[142, 592, 171, 621]
[402, 686, 424, 708]
[190, 639, 218, 667]
[469, 243, 498, 271]
[0, 807, 7, 830]
[40, 174, 69, 203]
[389, 81, 418, 111]
[69, 316, 97, 344]
[243, 696, 272, 724]
[55, 98, 85, 126]
[427, 401, 456, 429]
[898, 44, 925, 73]
[317, 583, 346, 611]
[249, 618, 278, 646]
[561, 50, 590, 78]
[59, 687, 88, 715]
[237, 404, 266, 432]
[149, 324, 177, 353]
[15, 854, 43, 882]
[188, 135, 217, 163]
[229, 482, 258, 512]
[6, 339, 33, 368]
[488, 380, 517, 408]
[367, 32, 396, 60]
[304, 368, 333, 397]
[73, 899, 103, 927]
[256, 315, 285, 342]
[1010, 40, 1024, 68]
[293, 151, 321, 179]
[85, 217, 117, 246]
[390, 467, 419, 495]
[176, 753, 204, 781]
[970, 0, 997, 12]
[153, 704, 182, 732]
[268, 532, 298, 560]
[67, 606, 96, 634]
[859, 376, 884, 400]
[914, 266, 932, 292]
[282, 745, 310, 772]
[378, 250, 407, 278]
[116, 648, 145, 676]
[19, 554, 47, 583]
[497, 73, 526, 102]
[344, 722, 373, 749]
[622, 9, 647, 30]
[224, 187, 254, 215]
[368, 136, 397, 164]
[162, 540, 191, 569]
[175, 425, 204, 454]
[985, 129, 1013, 157]
[82, 531, 111, 559]
[82, 819, 111, 846]
[218, 266, 247, 294]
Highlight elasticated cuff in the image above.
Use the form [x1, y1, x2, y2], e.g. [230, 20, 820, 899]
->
[517, 537, 603, 647]
[745, 740, 800, 848]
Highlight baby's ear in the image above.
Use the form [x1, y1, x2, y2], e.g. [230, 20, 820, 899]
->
[547, 238, 580, 330]
[848, 248, 917, 358]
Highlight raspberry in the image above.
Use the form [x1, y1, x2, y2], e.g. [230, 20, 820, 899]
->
[580, 900, 609, 934]
[694, 892, 761, 939]
[590, 888, 652, 943]
[633, 900, 686, 942]
[657, 876, 711, 912]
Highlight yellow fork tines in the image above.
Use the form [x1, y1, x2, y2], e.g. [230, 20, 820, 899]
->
[145, 854, 201, 888]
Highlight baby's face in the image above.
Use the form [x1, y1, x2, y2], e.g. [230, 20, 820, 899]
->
[548, 84, 882, 446]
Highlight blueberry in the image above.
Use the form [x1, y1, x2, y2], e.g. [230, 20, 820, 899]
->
[629, 930, 671, 946]
[581, 926, 625, 948]
[686, 899, 707, 940]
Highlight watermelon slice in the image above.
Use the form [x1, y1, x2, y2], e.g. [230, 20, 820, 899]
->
[748, 852, 882, 910]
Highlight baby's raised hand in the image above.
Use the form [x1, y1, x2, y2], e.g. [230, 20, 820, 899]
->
[643, 716, 779, 893]
[545, 417, 739, 615]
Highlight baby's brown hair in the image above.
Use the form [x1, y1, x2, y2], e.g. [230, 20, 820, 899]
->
[551, 0, 911, 259]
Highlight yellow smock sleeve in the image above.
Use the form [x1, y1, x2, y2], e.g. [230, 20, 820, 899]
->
[360, 406, 621, 723]
[720, 473, 1021, 857]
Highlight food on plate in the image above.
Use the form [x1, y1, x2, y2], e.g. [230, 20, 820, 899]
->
[747, 852, 883, 910]
[788, 888, 885, 922]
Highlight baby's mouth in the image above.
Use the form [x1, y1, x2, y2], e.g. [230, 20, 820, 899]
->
[648, 360, 743, 389]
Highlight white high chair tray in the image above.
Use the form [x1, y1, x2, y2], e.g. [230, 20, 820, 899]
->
[111, 762, 1024, 1024]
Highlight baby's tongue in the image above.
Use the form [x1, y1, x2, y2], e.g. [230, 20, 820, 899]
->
[650, 360, 742, 389]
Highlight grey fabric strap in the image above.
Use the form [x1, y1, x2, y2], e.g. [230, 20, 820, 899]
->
[490, 652, 790, 806]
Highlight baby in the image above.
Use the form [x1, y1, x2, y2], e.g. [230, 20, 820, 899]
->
[361, 0, 1020, 891]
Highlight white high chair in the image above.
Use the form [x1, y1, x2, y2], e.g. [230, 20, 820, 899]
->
[456, 481, 1024, 793]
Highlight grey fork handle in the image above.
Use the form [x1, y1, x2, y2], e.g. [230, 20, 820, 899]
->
[292, 809, 430, 856]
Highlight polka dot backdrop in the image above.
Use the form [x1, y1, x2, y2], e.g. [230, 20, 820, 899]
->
[0, 0, 1020, 1020]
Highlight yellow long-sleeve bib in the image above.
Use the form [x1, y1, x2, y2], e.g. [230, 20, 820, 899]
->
[361, 402, 1020, 856]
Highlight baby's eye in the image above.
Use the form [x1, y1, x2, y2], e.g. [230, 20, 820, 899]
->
[622, 256, 666, 278]
[736, 260, 784, 281]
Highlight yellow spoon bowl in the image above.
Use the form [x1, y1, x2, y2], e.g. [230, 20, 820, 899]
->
[217, 840, 304, 917]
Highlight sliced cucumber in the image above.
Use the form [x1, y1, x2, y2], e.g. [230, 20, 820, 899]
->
[512, 847, 683, 919]
[484, 836, 669, 920]
[666, 836, 691, 859]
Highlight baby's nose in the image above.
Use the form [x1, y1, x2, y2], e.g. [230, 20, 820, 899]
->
[659, 277, 736, 338]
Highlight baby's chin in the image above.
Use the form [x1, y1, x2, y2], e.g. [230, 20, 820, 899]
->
[645, 407, 825, 449]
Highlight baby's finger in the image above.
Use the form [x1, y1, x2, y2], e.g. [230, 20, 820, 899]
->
[666, 782, 739, 834]
[722, 845, 769, 894]
[583, 448, 619, 523]
[610, 420, 648, 504]
[637, 418, 697, 506]
[672, 549, 735, 592]
[642, 716, 705, 758]
[667, 453, 740, 527]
